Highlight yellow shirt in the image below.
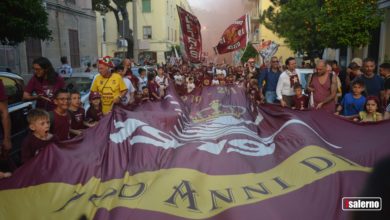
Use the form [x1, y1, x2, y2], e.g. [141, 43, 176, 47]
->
[359, 111, 381, 122]
[90, 73, 127, 114]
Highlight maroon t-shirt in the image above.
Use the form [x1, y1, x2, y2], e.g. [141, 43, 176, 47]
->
[69, 108, 86, 130]
[21, 133, 57, 164]
[51, 111, 71, 141]
[126, 72, 139, 92]
[0, 80, 7, 101]
[148, 81, 159, 101]
[86, 107, 103, 122]
[292, 95, 309, 110]
[24, 75, 65, 111]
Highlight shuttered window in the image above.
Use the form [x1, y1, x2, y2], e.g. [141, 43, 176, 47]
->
[68, 29, 80, 67]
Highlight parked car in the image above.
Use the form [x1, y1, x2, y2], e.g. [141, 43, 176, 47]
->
[0, 72, 33, 168]
[63, 72, 97, 110]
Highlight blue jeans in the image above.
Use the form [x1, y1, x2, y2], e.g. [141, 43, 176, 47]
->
[265, 91, 277, 103]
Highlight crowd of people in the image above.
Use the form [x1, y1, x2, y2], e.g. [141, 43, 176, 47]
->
[0, 54, 389, 179]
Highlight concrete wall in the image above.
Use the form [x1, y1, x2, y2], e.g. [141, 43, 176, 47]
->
[96, 0, 191, 64]
[19, 0, 97, 74]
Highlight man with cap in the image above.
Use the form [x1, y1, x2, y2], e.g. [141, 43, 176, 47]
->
[90, 56, 127, 114]
[343, 57, 363, 92]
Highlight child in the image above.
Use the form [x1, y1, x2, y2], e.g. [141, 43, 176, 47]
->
[155, 67, 168, 97]
[336, 80, 366, 117]
[86, 91, 103, 123]
[203, 76, 211, 87]
[292, 84, 309, 110]
[21, 109, 57, 164]
[357, 96, 383, 122]
[211, 75, 220, 86]
[51, 89, 71, 141]
[69, 90, 94, 138]
[137, 68, 148, 93]
[147, 73, 161, 101]
[174, 71, 184, 86]
[135, 86, 150, 105]
[187, 77, 195, 93]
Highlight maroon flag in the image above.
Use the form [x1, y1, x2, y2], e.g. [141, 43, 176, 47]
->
[0, 84, 389, 219]
[177, 6, 202, 63]
[214, 15, 249, 54]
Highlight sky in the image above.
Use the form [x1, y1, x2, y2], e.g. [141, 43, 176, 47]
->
[187, 0, 250, 63]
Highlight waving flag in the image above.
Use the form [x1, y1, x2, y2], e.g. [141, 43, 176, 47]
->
[257, 40, 280, 60]
[214, 15, 249, 54]
[0, 84, 389, 219]
[177, 6, 202, 64]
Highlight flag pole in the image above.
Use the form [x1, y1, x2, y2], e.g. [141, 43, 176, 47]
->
[246, 13, 250, 46]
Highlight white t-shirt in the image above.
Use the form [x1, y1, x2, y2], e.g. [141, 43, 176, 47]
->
[174, 74, 184, 85]
[137, 76, 148, 92]
[212, 79, 220, 85]
[187, 83, 195, 93]
[58, 64, 73, 77]
[122, 77, 135, 105]
[155, 75, 168, 87]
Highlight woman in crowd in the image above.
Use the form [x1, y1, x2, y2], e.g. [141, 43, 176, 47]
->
[23, 57, 65, 111]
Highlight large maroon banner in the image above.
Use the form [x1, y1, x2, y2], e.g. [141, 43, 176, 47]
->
[177, 6, 202, 63]
[0, 84, 389, 219]
[214, 15, 248, 54]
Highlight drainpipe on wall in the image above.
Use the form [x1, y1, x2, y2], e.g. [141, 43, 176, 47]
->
[56, 10, 63, 57]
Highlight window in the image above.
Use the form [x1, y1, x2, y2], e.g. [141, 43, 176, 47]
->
[142, 0, 151, 13]
[143, 26, 152, 39]
[68, 29, 80, 67]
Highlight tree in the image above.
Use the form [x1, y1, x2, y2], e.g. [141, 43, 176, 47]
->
[92, 0, 134, 58]
[0, 0, 51, 45]
[240, 42, 258, 63]
[261, 0, 383, 60]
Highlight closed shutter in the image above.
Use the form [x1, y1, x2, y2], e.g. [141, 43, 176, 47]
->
[68, 29, 80, 68]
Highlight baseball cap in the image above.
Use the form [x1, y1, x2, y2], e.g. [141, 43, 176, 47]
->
[89, 91, 101, 101]
[351, 57, 362, 67]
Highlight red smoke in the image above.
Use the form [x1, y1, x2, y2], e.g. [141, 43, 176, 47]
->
[188, 0, 252, 64]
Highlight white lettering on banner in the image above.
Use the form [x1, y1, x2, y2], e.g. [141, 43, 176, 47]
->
[190, 51, 199, 59]
[109, 110, 341, 157]
[227, 42, 241, 50]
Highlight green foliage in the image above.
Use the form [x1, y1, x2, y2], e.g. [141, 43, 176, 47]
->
[0, 0, 51, 45]
[261, 0, 383, 59]
[240, 42, 258, 63]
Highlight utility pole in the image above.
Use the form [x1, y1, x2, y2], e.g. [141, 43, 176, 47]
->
[133, 0, 139, 63]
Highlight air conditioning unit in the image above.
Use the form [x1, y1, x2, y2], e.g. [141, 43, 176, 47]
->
[117, 38, 128, 48]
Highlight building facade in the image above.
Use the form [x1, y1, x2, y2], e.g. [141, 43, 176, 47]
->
[1, 0, 98, 75]
[256, 0, 295, 63]
[96, 0, 191, 64]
